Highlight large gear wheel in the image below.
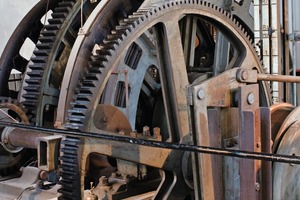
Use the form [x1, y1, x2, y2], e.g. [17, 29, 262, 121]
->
[55, 0, 143, 127]
[19, 0, 99, 126]
[0, 0, 61, 98]
[61, 0, 271, 199]
[67, 1, 270, 131]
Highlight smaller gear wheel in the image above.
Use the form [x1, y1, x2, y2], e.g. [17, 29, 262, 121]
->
[0, 97, 29, 124]
[0, 97, 30, 174]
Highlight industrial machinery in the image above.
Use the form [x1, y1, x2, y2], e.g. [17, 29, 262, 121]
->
[0, 0, 300, 199]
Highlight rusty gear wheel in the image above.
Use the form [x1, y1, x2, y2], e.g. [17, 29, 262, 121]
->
[0, 97, 29, 124]
[61, 0, 271, 199]
[0, 97, 29, 173]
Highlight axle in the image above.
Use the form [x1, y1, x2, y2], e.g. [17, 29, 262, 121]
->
[1, 120, 300, 166]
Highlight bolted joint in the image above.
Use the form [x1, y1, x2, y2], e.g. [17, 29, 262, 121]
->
[241, 71, 248, 80]
[236, 69, 258, 83]
[236, 69, 249, 82]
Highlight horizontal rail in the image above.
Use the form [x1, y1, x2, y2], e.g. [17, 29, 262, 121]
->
[0, 121, 300, 164]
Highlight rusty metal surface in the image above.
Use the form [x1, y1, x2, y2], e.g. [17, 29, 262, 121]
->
[91, 104, 132, 133]
[55, 0, 143, 127]
[0, 98, 29, 124]
[260, 107, 272, 200]
[273, 106, 300, 152]
[273, 120, 300, 200]
[64, 1, 272, 197]
[237, 68, 300, 83]
[38, 135, 62, 171]
[2, 0, 300, 199]
[6, 128, 50, 149]
[270, 103, 294, 141]
[190, 68, 258, 199]
[19, 0, 88, 126]
[238, 84, 261, 199]
[2, 120, 300, 164]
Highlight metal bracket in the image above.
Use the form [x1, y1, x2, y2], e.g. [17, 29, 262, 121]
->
[188, 68, 265, 199]
[38, 135, 62, 171]
[189, 68, 244, 199]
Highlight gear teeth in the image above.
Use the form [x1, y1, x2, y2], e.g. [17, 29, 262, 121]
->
[116, 25, 131, 32]
[33, 50, 50, 57]
[66, 1, 271, 198]
[24, 78, 42, 85]
[36, 43, 54, 50]
[30, 56, 47, 63]
[110, 30, 125, 38]
[48, 18, 64, 24]
[41, 30, 58, 37]
[58, 137, 81, 200]
[22, 93, 39, 99]
[91, 53, 110, 62]
[51, 12, 68, 19]
[0, 97, 29, 123]
[39, 36, 56, 43]
[55, 6, 72, 13]
[45, 24, 61, 31]
[87, 66, 103, 74]
[68, 108, 87, 115]
[58, 1, 76, 7]
[22, 0, 78, 126]
[64, 123, 83, 130]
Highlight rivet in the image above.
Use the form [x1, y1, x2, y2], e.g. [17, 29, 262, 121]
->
[291, 153, 296, 166]
[247, 93, 255, 105]
[119, 131, 125, 135]
[143, 126, 150, 136]
[153, 127, 161, 141]
[256, 143, 261, 148]
[198, 89, 205, 100]
[255, 182, 260, 191]
[130, 131, 137, 138]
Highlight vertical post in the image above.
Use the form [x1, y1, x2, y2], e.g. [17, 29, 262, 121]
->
[238, 84, 262, 200]
[282, 0, 291, 103]
[260, 107, 273, 200]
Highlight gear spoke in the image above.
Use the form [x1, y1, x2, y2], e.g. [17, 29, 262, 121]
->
[155, 19, 190, 142]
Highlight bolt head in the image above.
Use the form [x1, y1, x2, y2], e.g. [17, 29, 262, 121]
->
[256, 143, 261, 148]
[241, 71, 248, 80]
[247, 93, 255, 105]
[198, 89, 205, 100]
[255, 182, 260, 191]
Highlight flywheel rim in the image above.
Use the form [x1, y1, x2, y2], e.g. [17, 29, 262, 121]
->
[273, 119, 300, 200]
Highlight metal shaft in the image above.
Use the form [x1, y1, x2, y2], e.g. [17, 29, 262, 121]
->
[257, 73, 300, 83]
[7, 128, 50, 149]
[1, 121, 300, 164]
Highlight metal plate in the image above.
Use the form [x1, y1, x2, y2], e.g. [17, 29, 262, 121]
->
[273, 120, 300, 200]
